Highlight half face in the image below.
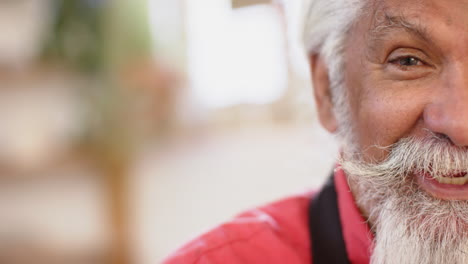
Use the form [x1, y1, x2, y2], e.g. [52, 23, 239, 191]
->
[342, 0, 468, 200]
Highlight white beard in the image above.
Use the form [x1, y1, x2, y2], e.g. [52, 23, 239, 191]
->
[340, 136, 468, 264]
[369, 195, 468, 264]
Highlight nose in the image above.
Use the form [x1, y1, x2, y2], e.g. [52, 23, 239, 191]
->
[424, 67, 468, 146]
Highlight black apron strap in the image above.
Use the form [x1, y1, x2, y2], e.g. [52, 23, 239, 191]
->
[309, 173, 350, 264]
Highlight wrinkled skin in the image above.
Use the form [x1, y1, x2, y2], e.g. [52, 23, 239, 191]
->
[312, 0, 468, 200]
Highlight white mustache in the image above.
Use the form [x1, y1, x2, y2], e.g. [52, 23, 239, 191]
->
[341, 134, 468, 183]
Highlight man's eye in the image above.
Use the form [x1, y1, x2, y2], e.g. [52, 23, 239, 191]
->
[390, 56, 423, 67]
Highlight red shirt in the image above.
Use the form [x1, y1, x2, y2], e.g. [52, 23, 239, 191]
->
[162, 169, 373, 264]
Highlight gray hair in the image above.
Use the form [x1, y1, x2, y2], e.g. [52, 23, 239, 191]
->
[302, 0, 366, 150]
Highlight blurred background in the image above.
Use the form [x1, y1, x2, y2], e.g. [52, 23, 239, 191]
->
[0, 0, 337, 263]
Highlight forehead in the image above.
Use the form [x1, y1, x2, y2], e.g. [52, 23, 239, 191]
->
[366, 0, 468, 26]
[357, 0, 468, 51]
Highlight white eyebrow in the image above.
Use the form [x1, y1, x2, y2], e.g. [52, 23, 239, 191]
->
[369, 11, 433, 46]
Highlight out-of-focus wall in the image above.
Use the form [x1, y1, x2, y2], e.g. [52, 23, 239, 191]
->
[0, 0, 338, 263]
[0, 0, 51, 68]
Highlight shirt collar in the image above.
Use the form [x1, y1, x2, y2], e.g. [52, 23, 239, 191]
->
[334, 167, 374, 264]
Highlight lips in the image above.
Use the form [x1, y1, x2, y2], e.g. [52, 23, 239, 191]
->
[417, 171, 468, 200]
[422, 165, 468, 185]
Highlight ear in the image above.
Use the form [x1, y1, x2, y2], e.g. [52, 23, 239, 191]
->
[309, 54, 338, 133]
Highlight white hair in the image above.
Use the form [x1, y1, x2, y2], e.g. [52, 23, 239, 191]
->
[302, 0, 366, 150]
[302, 0, 365, 69]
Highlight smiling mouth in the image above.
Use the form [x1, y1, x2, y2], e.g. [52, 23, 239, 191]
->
[417, 170, 468, 200]
[433, 172, 468, 185]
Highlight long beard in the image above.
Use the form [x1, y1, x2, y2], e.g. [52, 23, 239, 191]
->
[340, 136, 468, 264]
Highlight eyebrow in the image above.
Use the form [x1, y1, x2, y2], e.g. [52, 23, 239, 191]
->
[368, 11, 433, 46]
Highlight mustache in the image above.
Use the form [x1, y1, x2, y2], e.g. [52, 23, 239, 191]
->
[341, 134, 468, 182]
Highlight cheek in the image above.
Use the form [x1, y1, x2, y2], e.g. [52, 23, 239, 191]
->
[353, 81, 429, 161]
[342, 27, 436, 161]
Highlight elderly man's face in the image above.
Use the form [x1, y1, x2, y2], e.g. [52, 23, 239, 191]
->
[314, 0, 468, 200]
[312, 1, 468, 261]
